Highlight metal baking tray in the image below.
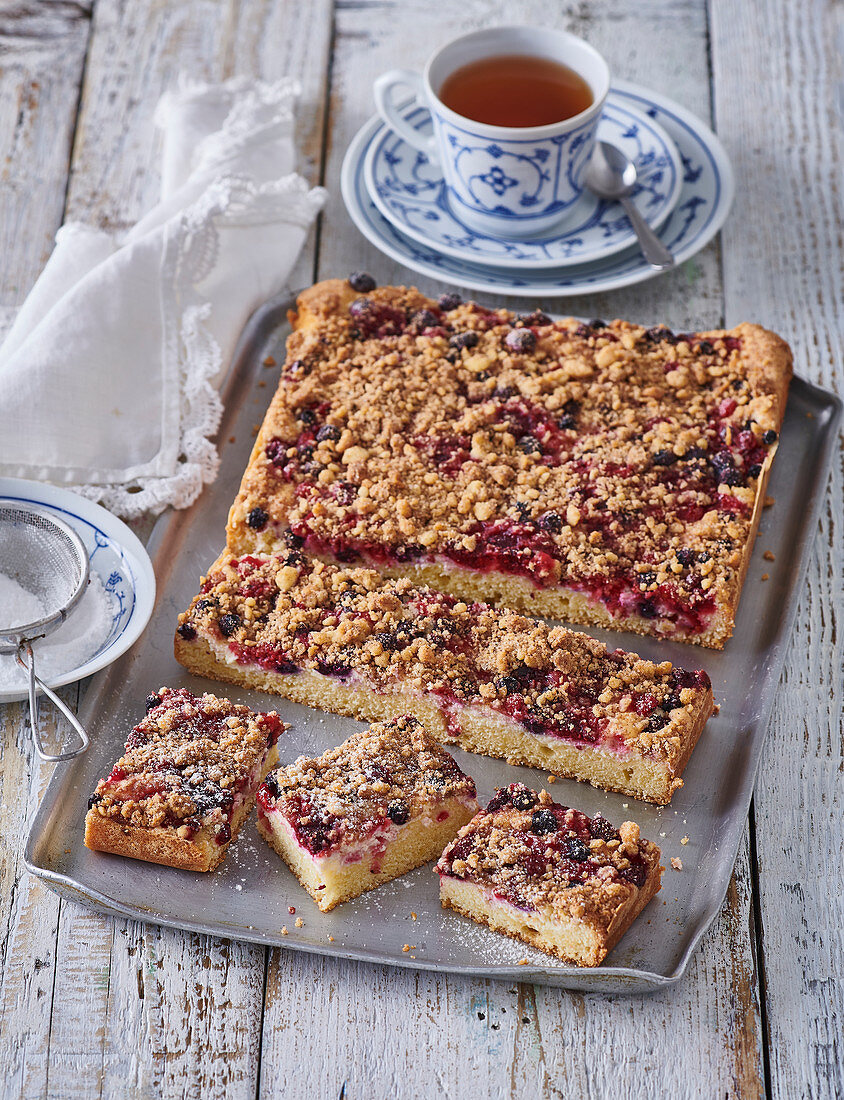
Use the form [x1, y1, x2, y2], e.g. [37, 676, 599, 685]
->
[25, 295, 842, 993]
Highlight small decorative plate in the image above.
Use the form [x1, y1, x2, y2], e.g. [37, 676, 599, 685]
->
[341, 79, 735, 298]
[0, 478, 156, 702]
[364, 97, 683, 269]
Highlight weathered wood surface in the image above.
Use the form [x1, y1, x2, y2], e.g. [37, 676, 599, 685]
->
[0, 0, 840, 1097]
[711, 2, 844, 1099]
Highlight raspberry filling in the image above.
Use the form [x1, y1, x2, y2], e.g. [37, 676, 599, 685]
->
[257, 777, 408, 863]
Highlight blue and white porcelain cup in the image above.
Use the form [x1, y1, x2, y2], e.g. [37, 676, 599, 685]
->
[373, 26, 610, 240]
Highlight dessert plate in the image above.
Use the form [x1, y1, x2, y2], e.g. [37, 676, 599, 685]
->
[342, 79, 735, 297]
[364, 95, 683, 269]
[25, 297, 842, 993]
[0, 478, 155, 703]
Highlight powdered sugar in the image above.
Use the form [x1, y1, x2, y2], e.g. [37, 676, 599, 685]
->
[0, 574, 45, 630]
[0, 569, 116, 690]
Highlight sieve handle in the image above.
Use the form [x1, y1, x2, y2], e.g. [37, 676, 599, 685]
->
[20, 644, 90, 762]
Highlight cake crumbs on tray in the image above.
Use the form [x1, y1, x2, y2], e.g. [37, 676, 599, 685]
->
[517, 959, 529, 966]
[671, 857, 683, 870]
[763, 550, 775, 561]
[402, 944, 410, 952]
[281, 926, 288, 935]
[761, 573, 769, 581]
[547, 774, 556, 784]
[411, 912, 417, 920]
[681, 836, 689, 845]
[263, 355, 276, 367]
[295, 917, 304, 928]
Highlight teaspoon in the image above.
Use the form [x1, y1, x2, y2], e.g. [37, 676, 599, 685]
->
[585, 141, 675, 271]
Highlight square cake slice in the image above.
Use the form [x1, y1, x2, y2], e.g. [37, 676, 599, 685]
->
[226, 277, 792, 648]
[84, 687, 286, 872]
[175, 550, 716, 805]
[255, 714, 479, 911]
[436, 784, 663, 967]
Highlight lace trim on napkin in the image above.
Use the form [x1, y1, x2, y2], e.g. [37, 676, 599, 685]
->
[76, 171, 325, 519]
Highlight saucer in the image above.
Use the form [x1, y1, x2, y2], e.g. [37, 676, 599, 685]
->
[364, 96, 684, 269]
[0, 478, 156, 702]
[341, 79, 735, 298]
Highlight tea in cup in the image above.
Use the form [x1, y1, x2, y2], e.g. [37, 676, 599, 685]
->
[373, 26, 610, 239]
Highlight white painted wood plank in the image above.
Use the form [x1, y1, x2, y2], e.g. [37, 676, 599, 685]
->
[0, 698, 77, 1100]
[0, 1, 92, 306]
[711, 1, 844, 1097]
[95, 924, 265, 1100]
[0, 9, 94, 1098]
[256, 2, 766, 1095]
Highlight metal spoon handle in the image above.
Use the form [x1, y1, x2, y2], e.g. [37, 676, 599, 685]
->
[20, 643, 89, 762]
[620, 196, 675, 271]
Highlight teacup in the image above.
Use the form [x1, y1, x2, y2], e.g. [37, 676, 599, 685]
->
[373, 26, 610, 240]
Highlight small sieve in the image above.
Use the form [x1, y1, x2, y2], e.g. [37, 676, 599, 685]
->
[0, 500, 91, 761]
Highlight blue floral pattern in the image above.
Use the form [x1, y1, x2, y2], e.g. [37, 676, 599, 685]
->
[366, 97, 684, 269]
[478, 164, 518, 196]
[431, 107, 598, 234]
[344, 80, 734, 297]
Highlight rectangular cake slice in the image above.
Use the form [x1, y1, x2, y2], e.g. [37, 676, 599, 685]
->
[256, 714, 479, 911]
[84, 687, 286, 872]
[436, 784, 663, 967]
[225, 277, 792, 648]
[175, 550, 716, 805]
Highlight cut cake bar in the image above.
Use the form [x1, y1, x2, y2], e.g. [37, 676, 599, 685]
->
[256, 714, 479, 911]
[174, 550, 715, 805]
[84, 687, 286, 872]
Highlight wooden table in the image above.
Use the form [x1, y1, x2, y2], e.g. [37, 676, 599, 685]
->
[1, 1, 841, 1096]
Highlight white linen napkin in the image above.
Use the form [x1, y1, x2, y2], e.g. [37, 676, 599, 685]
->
[0, 76, 326, 518]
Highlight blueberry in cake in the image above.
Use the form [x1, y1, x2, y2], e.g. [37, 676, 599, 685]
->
[436, 783, 663, 967]
[255, 714, 479, 911]
[174, 550, 715, 805]
[84, 687, 286, 872]
[226, 277, 792, 648]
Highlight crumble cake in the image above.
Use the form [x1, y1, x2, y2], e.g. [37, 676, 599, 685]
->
[84, 687, 286, 872]
[255, 714, 479, 911]
[226, 276, 792, 648]
[436, 784, 663, 967]
[174, 551, 715, 804]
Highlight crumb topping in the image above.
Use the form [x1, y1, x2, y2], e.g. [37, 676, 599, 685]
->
[258, 714, 476, 854]
[89, 687, 285, 838]
[436, 784, 661, 926]
[178, 552, 712, 760]
[230, 279, 791, 635]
